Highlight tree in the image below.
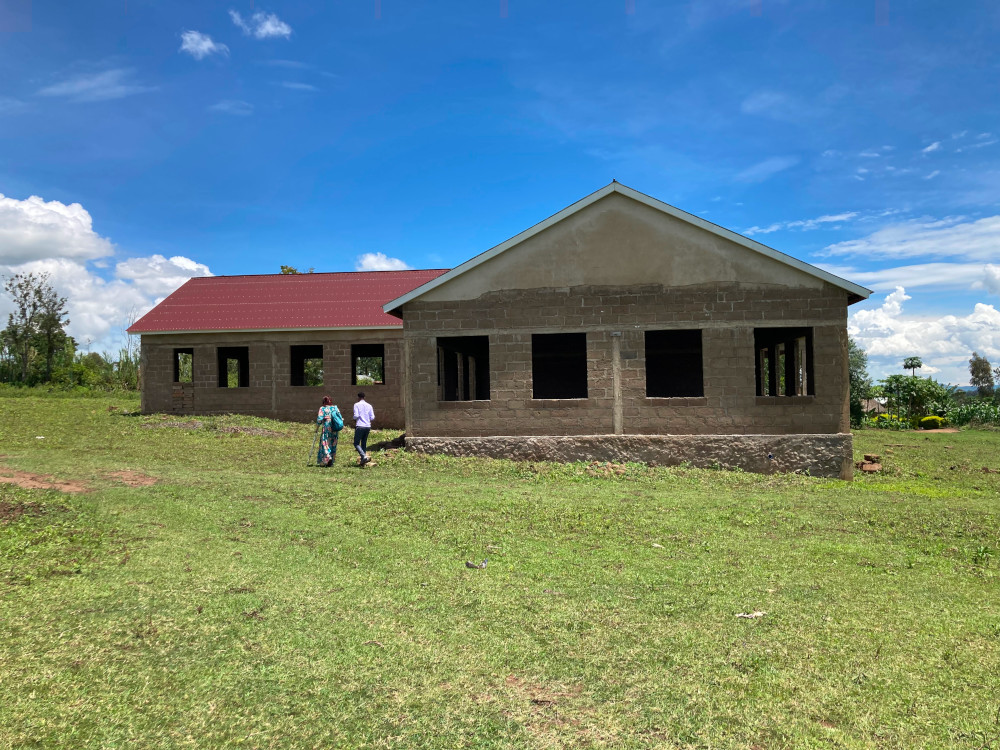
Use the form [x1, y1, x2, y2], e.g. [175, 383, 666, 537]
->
[969, 352, 995, 397]
[35, 286, 70, 382]
[3, 273, 45, 382]
[848, 337, 872, 425]
[2, 272, 70, 384]
[279, 265, 315, 274]
[903, 356, 923, 377]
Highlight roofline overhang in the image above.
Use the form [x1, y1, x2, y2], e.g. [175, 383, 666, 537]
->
[128, 324, 402, 336]
[383, 182, 873, 313]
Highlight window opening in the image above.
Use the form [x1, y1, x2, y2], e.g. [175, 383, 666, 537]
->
[437, 336, 490, 401]
[645, 330, 703, 397]
[290, 345, 324, 386]
[174, 348, 193, 383]
[217, 347, 249, 388]
[352, 344, 384, 385]
[532, 333, 587, 399]
[754, 327, 813, 396]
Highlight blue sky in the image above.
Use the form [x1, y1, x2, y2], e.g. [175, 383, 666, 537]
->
[1, 0, 998, 384]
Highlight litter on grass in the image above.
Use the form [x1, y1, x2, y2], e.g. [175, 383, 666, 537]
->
[736, 611, 767, 619]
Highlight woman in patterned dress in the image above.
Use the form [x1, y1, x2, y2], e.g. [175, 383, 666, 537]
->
[316, 396, 342, 467]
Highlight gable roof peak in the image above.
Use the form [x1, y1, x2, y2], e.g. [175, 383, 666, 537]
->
[383, 183, 871, 312]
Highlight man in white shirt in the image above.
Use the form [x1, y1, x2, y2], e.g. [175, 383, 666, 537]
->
[352, 392, 375, 465]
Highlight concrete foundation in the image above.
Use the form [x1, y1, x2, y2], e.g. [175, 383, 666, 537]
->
[406, 433, 854, 479]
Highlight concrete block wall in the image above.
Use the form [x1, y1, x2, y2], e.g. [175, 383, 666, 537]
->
[401, 282, 851, 438]
[140, 329, 405, 426]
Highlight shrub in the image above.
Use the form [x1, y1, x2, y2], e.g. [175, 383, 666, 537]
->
[919, 415, 947, 430]
[863, 413, 912, 430]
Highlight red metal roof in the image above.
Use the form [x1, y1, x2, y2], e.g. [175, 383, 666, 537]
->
[128, 270, 448, 334]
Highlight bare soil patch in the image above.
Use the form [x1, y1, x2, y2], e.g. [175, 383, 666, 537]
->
[0, 468, 90, 494]
[104, 471, 158, 487]
[0, 499, 47, 522]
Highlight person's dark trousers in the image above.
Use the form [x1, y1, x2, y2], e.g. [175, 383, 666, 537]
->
[354, 427, 371, 459]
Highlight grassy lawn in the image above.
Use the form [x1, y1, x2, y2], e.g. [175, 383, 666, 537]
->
[1, 394, 998, 749]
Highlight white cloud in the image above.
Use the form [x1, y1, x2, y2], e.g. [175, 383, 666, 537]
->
[0, 194, 114, 265]
[924, 170, 940, 180]
[230, 9, 292, 39]
[115, 255, 212, 298]
[823, 261, 991, 292]
[745, 211, 859, 236]
[824, 215, 1000, 262]
[859, 150, 881, 158]
[0, 195, 211, 352]
[209, 99, 253, 116]
[977, 264, 1000, 296]
[734, 156, 799, 183]
[179, 30, 230, 60]
[37, 69, 156, 102]
[849, 287, 1000, 384]
[921, 141, 941, 154]
[355, 253, 411, 271]
[280, 81, 318, 91]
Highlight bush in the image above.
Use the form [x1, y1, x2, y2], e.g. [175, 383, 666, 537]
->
[919, 415, 947, 430]
[863, 413, 912, 430]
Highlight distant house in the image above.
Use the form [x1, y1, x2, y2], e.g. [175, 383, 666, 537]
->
[131, 183, 871, 477]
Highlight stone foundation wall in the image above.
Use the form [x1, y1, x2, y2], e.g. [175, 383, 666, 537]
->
[402, 282, 851, 438]
[407, 433, 854, 479]
[140, 329, 406, 426]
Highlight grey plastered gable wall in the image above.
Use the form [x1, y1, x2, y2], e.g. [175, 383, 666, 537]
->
[389, 184, 871, 479]
[416, 191, 828, 302]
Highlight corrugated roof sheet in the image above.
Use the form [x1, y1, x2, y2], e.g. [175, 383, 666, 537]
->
[128, 270, 448, 334]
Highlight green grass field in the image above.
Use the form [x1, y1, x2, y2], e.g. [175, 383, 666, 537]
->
[1, 394, 998, 749]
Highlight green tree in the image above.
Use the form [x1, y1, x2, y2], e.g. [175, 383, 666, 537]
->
[35, 285, 70, 382]
[2, 272, 47, 382]
[880, 374, 957, 421]
[279, 265, 315, 274]
[903, 356, 923, 377]
[848, 337, 872, 426]
[969, 352, 995, 398]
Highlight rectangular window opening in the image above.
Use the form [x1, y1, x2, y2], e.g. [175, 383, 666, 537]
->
[217, 346, 249, 388]
[754, 327, 814, 396]
[290, 345, 324, 387]
[437, 335, 490, 401]
[532, 332, 587, 399]
[645, 330, 703, 397]
[173, 348, 193, 383]
[352, 344, 384, 386]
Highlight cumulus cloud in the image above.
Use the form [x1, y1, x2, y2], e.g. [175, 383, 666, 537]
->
[921, 141, 941, 154]
[0, 195, 211, 352]
[849, 286, 1000, 384]
[37, 69, 155, 102]
[977, 264, 1000, 296]
[209, 99, 253, 116]
[824, 215, 1000, 262]
[230, 9, 292, 39]
[355, 253, 411, 271]
[179, 30, 230, 60]
[0, 194, 115, 265]
[734, 156, 799, 183]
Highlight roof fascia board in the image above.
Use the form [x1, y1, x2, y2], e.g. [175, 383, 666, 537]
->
[130, 325, 401, 336]
[383, 182, 871, 312]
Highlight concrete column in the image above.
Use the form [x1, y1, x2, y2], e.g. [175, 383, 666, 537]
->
[611, 332, 623, 435]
